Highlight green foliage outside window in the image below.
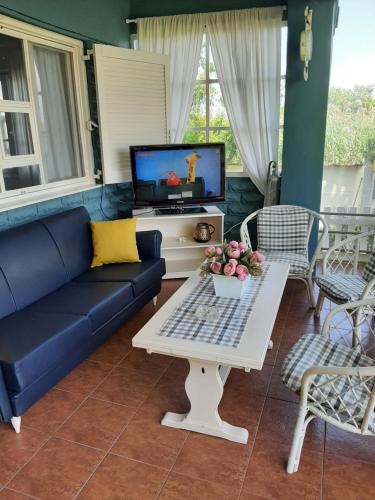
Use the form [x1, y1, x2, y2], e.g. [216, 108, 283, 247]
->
[324, 85, 375, 165]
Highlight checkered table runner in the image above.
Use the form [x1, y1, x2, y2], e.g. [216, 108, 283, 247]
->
[158, 265, 269, 348]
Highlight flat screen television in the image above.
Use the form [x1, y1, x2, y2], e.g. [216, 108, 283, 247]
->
[130, 143, 225, 213]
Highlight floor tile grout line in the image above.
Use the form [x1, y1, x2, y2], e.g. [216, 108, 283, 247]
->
[237, 375, 270, 499]
[72, 359, 171, 499]
[1, 485, 40, 499]
[71, 410, 135, 500]
[3, 433, 52, 490]
[154, 430, 191, 500]
[5, 361, 118, 495]
[26, 393, 92, 437]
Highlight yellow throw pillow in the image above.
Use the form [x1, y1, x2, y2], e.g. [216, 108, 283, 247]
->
[90, 218, 141, 268]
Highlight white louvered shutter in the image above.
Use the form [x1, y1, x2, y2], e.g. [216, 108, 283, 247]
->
[93, 45, 170, 184]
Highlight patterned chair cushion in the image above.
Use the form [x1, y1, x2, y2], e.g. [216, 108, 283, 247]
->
[281, 334, 375, 429]
[257, 206, 310, 255]
[261, 251, 310, 275]
[316, 274, 367, 302]
[363, 250, 375, 282]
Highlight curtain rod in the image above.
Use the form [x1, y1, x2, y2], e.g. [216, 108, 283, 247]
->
[125, 5, 287, 23]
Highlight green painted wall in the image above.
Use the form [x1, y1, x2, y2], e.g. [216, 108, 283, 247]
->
[131, 0, 284, 18]
[0, 0, 131, 46]
[280, 0, 337, 212]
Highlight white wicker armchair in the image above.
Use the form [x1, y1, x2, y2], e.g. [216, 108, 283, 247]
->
[315, 230, 375, 317]
[282, 299, 375, 474]
[240, 205, 328, 308]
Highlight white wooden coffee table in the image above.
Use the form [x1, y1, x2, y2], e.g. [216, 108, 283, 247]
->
[132, 262, 289, 444]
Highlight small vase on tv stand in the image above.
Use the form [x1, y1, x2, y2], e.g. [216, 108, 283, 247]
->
[193, 223, 215, 243]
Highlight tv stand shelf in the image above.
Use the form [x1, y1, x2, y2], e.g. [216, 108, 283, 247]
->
[134, 205, 224, 279]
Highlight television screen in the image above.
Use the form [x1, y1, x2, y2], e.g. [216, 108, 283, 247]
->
[130, 143, 225, 207]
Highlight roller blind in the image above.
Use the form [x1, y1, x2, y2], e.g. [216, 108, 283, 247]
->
[93, 44, 170, 184]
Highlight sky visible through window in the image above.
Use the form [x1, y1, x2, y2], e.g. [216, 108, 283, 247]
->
[330, 0, 375, 89]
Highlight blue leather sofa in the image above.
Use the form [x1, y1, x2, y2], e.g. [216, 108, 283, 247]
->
[0, 207, 165, 429]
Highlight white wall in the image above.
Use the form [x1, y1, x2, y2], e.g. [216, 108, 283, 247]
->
[321, 165, 364, 209]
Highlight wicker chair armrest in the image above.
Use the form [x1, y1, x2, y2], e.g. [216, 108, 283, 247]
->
[300, 365, 375, 432]
[321, 298, 375, 338]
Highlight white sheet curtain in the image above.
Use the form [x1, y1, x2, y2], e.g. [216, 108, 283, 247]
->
[138, 14, 204, 143]
[31, 45, 81, 183]
[206, 7, 282, 194]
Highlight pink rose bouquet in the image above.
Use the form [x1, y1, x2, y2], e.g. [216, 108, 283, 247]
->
[200, 241, 265, 281]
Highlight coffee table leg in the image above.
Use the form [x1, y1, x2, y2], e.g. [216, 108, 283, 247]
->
[161, 359, 249, 444]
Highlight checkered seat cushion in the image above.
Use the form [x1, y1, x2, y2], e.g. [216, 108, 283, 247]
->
[257, 206, 310, 254]
[281, 334, 375, 429]
[363, 250, 375, 282]
[316, 274, 367, 302]
[261, 251, 310, 275]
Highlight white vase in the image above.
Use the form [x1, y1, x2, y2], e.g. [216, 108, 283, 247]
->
[212, 274, 250, 299]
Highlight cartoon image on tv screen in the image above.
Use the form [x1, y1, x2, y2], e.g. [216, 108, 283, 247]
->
[134, 147, 222, 203]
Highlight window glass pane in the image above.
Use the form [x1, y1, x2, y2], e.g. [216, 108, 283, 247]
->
[0, 34, 29, 101]
[197, 35, 206, 80]
[280, 78, 285, 127]
[209, 83, 229, 127]
[278, 127, 284, 166]
[208, 46, 217, 80]
[183, 130, 206, 144]
[187, 84, 206, 129]
[31, 45, 83, 183]
[0, 112, 34, 156]
[3, 165, 40, 190]
[209, 130, 243, 172]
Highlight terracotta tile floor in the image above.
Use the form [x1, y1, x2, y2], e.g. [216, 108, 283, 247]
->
[1, 278, 375, 499]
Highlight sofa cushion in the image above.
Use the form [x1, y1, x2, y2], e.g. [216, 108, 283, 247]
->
[0, 311, 90, 392]
[40, 207, 92, 280]
[29, 281, 134, 332]
[0, 222, 68, 310]
[75, 258, 166, 297]
[0, 268, 16, 320]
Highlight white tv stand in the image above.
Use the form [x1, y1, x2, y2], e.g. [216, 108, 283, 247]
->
[134, 205, 224, 279]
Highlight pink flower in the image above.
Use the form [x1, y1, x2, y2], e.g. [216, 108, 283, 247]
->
[238, 242, 247, 251]
[227, 249, 241, 259]
[204, 246, 216, 258]
[237, 272, 248, 281]
[215, 247, 223, 256]
[229, 241, 239, 248]
[251, 251, 265, 263]
[236, 265, 249, 277]
[228, 258, 238, 266]
[210, 261, 222, 274]
[223, 261, 236, 276]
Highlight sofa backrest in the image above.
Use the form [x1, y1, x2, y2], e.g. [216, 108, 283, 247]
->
[40, 206, 92, 280]
[0, 221, 68, 310]
[0, 268, 16, 320]
[0, 206, 92, 315]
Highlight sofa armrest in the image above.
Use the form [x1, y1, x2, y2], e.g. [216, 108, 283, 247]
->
[136, 230, 163, 260]
[0, 365, 12, 422]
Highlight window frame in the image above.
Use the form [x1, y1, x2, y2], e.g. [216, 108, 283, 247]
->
[0, 15, 94, 209]
[184, 33, 244, 175]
